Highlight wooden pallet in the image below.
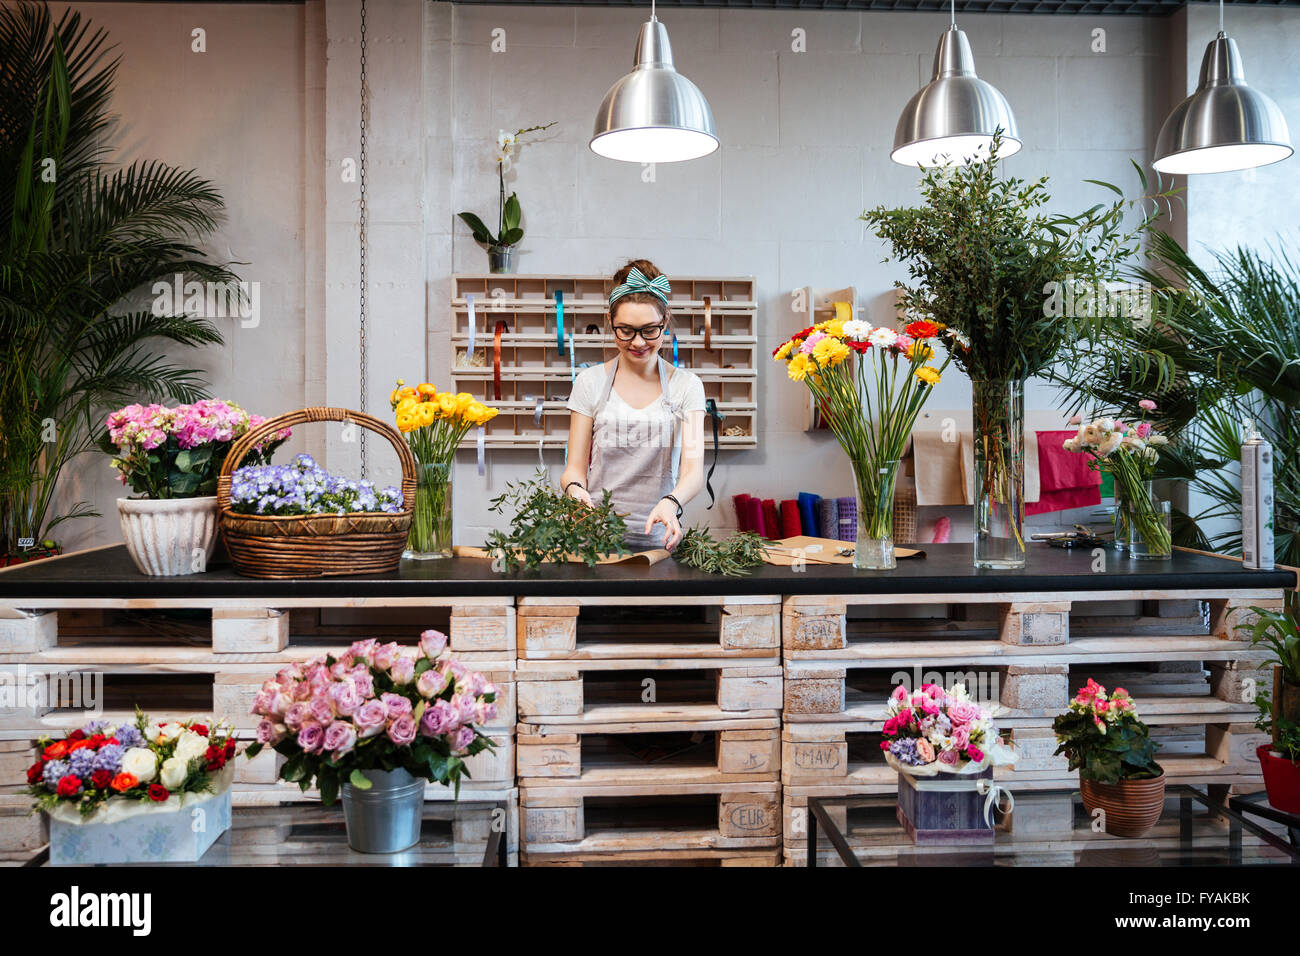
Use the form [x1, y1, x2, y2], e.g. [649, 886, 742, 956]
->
[516, 658, 782, 725]
[519, 780, 782, 864]
[516, 595, 781, 661]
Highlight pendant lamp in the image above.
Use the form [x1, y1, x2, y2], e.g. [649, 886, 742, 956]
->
[1153, 0, 1292, 175]
[892, 1, 1019, 167]
[590, 3, 717, 164]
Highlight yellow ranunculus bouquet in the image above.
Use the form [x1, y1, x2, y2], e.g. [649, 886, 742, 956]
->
[390, 380, 498, 558]
[772, 317, 952, 569]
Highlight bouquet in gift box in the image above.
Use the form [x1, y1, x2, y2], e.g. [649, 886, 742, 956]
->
[244, 630, 499, 803]
[25, 711, 238, 818]
[881, 682, 1016, 776]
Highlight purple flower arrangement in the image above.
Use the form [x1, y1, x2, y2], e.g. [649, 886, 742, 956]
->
[229, 453, 403, 517]
[102, 399, 290, 499]
[243, 629, 496, 803]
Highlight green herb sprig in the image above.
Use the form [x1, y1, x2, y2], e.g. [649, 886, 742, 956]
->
[484, 469, 628, 573]
[674, 526, 772, 576]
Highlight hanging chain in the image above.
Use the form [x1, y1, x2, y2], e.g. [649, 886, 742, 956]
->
[358, 0, 369, 478]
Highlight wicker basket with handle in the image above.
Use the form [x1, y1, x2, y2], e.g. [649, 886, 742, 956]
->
[216, 407, 416, 579]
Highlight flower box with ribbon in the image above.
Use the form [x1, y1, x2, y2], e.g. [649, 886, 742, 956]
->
[882, 682, 1016, 844]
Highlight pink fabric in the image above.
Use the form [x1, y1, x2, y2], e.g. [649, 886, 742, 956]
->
[1026, 429, 1101, 516]
[733, 494, 753, 532]
[762, 499, 780, 539]
[744, 497, 765, 536]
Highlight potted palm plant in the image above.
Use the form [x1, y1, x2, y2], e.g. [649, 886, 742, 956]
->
[457, 122, 554, 274]
[1053, 680, 1165, 837]
[1245, 604, 1300, 812]
[0, 4, 236, 562]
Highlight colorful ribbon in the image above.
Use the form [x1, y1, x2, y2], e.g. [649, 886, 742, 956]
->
[671, 329, 679, 367]
[492, 320, 506, 401]
[466, 292, 477, 354]
[703, 295, 713, 350]
[476, 426, 486, 476]
[554, 290, 565, 356]
[833, 300, 852, 323]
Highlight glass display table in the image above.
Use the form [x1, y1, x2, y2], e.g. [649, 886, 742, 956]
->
[806, 785, 1300, 867]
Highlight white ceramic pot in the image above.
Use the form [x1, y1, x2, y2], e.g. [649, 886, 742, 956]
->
[117, 496, 219, 576]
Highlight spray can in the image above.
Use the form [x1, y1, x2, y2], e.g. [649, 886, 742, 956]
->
[1241, 420, 1274, 571]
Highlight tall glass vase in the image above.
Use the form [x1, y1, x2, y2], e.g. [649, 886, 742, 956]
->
[852, 458, 900, 570]
[972, 379, 1026, 570]
[403, 462, 453, 560]
[1113, 478, 1172, 560]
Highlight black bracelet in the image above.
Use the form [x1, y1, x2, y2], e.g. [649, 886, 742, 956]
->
[661, 494, 683, 519]
[564, 481, 586, 497]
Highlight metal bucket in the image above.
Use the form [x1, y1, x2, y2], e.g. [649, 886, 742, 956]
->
[340, 767, 425, 853]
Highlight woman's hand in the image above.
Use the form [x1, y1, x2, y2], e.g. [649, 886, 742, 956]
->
[565, 482, 593, 507]
[645, 498, 683, 551]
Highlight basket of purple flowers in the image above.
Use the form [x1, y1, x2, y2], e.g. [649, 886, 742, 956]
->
[217, 407, 416, 578]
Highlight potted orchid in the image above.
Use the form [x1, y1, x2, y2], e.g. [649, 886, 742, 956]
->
[457, 122, 556, 273]
[881, 681, 1017, 843]
[1062, 399, 1171, 559]
[243, 629, 499, 853]
[1053, 680, 1165, 837]
[100, 400, 288, 575]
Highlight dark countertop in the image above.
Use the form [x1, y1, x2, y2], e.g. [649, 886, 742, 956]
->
[0, 544, 1292, 600]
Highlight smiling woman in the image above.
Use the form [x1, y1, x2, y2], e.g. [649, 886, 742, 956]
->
[559, 259, 706, 552]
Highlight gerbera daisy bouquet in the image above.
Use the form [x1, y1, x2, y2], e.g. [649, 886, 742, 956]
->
[881, 682, 1016, 776]
[772, 316, 951, 568]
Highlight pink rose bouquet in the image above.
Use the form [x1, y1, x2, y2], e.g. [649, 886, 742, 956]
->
[101, 399, 290, 499]
[880, 681, 1015, 775]
[244, 629, 497, 803]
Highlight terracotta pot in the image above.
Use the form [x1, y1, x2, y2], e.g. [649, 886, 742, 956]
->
[1257, 744, 1300, 813]
[118, 496, 218, 576]
[1080, 771, 1166, 838]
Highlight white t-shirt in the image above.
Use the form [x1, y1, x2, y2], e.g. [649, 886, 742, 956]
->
[567, 362, 706, 420]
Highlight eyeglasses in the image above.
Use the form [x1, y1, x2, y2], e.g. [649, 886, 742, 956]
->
[612, 323, 666, 342]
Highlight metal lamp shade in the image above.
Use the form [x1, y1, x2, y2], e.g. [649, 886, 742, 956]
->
[1153, 33, 1292, 175]
[892, 26, 1020, 168]
[590, 18, 718, 164]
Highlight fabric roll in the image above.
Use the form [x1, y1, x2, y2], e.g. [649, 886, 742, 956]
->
[818, 498, 839, 543]
[744, 496, 764, 536]
[762, 499, 780, 539]
[780, 500, 802, 538]
[1026, 429, 1102, 516]
[797, 492, 821, 536]
[733, 494, 753, 532]
[836, 496, 857, 542]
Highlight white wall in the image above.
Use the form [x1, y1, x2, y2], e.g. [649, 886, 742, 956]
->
[47, 0, 1296, 552]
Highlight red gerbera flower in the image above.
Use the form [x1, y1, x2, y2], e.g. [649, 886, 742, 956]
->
[148, 784, 170, 802]
[848, 341, 871, 353]
[904, 320, 939, 340]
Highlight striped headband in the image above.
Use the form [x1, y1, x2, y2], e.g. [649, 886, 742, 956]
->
[608, 266, 671, 308]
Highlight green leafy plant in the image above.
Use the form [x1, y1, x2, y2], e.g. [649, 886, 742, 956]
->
[1, 3, 236, 553]
[456, 122, 554, 250]
[1052, 681, 1162, 784]
[1245, 604, 1300, 687]
[485, 469, 627, 573]
[674, 526, 772, 576]
[861, 131, 1177, 383]
[1252, 693, 1300, 765]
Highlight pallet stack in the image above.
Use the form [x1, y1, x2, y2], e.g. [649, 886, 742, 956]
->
[515, 595, 784, 865]
[0, 596, 520, 865]
[779, 591, 1280, 866]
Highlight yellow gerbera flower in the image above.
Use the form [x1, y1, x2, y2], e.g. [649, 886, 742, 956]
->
[773, 340, 794, 361]
[813, 337, 850, 368]
[914, 366, 941, 385]
[825, 319, 845, 338]
[908, 341, 934, 362]
[788, 353, 811, 382]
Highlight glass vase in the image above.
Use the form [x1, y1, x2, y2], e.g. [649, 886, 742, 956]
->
[852, 458, 900, 570]
[1113, 479, 1172, 560]
[972, 379, 1026, 570]
[404, 462, 453, 560]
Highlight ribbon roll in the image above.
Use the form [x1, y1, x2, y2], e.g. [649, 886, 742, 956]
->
[671, 329, 679, 367]
[534, 396, 544, 426]
[703, 295, 713, 351]
[466, 292, 477, 353]
[704, 398, 723, 509]
[538, 437, 545, 469]
[554, 290, 565, 356]
[492, 320, 506, 401]
[476, 425, 486, 476]
[975, 778, 1015, 828]
[569, 329, 576, 382]
[833, 300, 852, 323]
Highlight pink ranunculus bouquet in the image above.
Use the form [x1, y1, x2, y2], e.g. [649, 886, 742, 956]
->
[243, 629, 498, 803]
[100, 399, 290, 499]
[881, 682, 1016, 776]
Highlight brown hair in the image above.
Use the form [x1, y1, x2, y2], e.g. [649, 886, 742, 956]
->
[609, 258, 672, 327]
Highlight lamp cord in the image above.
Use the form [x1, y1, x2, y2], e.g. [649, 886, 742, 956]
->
[358, 0, 369, 478]
[951, 0, 956, 27]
